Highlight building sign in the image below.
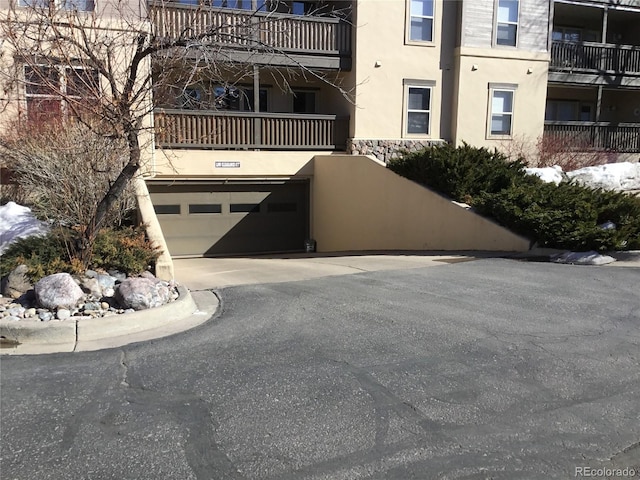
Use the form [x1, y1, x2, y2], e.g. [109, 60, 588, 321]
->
[215, 161, 241, 168]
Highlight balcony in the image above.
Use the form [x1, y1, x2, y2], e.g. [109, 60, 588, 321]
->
[154, 109, 349, 150]
[544, 121, 640, 153]
[148, 2, 352, 69]
[550, 41, 640, 85]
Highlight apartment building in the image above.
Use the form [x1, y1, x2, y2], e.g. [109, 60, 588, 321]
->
[2, 0, 637, 265]
[546, 0, 640, 158]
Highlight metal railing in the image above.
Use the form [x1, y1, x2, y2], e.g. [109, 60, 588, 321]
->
[154, 109, 349, 150]
[544, 122, 640, 153]
[551, 40, 640, 75]
[148, 1, 352, 55]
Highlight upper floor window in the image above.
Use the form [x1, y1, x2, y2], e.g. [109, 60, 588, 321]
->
[488, 84, 517, 137]
[495, 0, 518, 47]
[19, 0, 94, 11]
[552, 27, 599, 43]
[545, 100, 593, 122]
[407, 0, 434, 43]
[292, 90, 316, 114]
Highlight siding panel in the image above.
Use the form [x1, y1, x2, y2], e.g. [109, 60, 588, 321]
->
[462, 0, 549, 52]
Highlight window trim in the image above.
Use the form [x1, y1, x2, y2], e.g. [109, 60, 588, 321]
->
[493, 0, 519, 48]
[18, 0, 95, 12]
[403, 79, 435, 138]
[23, 64, 100, 122]
[487, 83, 517, 139]
[405, 0, 435, 46]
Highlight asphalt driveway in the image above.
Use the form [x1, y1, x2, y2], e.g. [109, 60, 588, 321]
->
[1, 259, 639, 479]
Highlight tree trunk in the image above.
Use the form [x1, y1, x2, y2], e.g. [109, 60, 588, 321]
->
[79, 129, 141, 265]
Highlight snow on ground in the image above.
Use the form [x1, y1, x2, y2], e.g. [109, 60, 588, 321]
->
[0, 202, 49, 255]
[567, 162, 640, 191]
[550, 251, 616, 266]
[524, 165, 564, 185]
[526, 161, 640, 191]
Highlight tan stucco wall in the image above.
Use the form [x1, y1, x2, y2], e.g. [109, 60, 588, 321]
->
[151, 149, 322, 178]
[452, 47, 550, 149]
[311, 155, 530, 252]
[350, 0, 456, 142]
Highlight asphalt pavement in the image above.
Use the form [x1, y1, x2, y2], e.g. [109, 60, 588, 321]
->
[1, 258, 639, 479]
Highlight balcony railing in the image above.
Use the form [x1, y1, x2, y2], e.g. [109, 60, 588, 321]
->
[544, 122, 640, 153]
[551, 40, 640, 75]
[154, 109, 349, 150]
[148, 2, 352, 56]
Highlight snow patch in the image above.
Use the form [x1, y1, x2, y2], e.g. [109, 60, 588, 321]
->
[550, 251, 616, 266]
[566, 162, 640, 191]
[0, 202, 49, 255]
[526, 162, 640, 192]
[525, 165, 564, 185]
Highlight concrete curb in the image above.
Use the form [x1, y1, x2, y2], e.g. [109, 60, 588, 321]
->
[0, 285, 212, 355]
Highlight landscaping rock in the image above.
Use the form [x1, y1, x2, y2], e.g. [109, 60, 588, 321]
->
[115, 277, 171, 310]
[139, 271, 157, 281]
[108, 270, 127, 282]
[56, 309, 71, 320]
[38, 311, 53, 322]
[97, 274, 117, 290]
[34, 273, 84, 310]
[2, 264, 32, 300]
[80, 277, 103, 298]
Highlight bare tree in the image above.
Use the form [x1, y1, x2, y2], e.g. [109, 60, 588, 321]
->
[0, 0, 353, 264]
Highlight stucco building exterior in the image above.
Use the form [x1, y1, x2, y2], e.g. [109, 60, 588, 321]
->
[1, 0, 638, 273]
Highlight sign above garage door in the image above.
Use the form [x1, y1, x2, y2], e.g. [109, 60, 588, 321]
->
[148, 181, 309, 257]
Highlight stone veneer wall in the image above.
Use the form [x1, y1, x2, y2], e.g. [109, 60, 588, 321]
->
[347, 139, 446, 164]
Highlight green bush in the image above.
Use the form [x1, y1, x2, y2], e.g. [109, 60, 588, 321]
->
[387, 143, 640, 251]
[0, 226, 161, 282]
[91, 227, 161, 275]
[475, 182, 640, 251]
[387, 143, 531, 203]
[0, 230, 81, 281]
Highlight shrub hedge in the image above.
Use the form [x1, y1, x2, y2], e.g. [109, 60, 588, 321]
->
[1, 226, 161, 282]
[387, 144, 640, 251]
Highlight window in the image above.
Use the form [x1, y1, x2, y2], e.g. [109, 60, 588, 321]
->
[154, 205, 181, 215]
[19, 0, 94, 11]
[488, 86, 516, 137]
[210, 0, 253, 9]
[292, 90, 316, 114]
[407, 0, 434, 43]
[230, 203, 260, 213]
[404, 81, 433, 136]
[189, 204, 222, 214]
[24, 65, 100, 123]
[552, 27, 599, 43]
[213, 86, 268, 112]
[495, 0, 518, 47]
[545, 100, 593, 122]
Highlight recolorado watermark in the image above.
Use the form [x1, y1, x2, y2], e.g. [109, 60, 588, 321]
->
[575, 466, 638, 478]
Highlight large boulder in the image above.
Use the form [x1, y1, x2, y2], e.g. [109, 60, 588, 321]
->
[2, 264, 32, 300]
[115, 277, 171, 311]
[34, 273, 84, 310]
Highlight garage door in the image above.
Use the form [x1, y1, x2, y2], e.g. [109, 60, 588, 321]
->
[148, 181, 309, 256]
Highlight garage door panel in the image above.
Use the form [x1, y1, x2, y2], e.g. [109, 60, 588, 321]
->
[149, 182, 309, 256]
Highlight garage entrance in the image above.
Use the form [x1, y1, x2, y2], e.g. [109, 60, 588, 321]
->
[148, 181, 309, 256]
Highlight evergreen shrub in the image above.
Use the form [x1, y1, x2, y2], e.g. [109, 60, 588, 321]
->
[387, 144, 640, 251]
[387, 143, 531, 203]
[1, 227, 161, 282]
